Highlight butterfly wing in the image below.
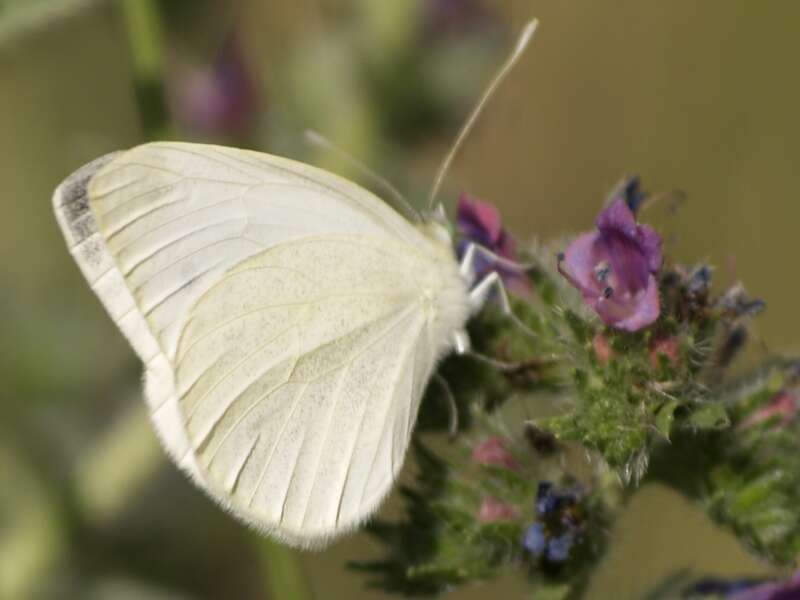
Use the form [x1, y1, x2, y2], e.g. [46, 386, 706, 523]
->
[176, 235, 437, 545]
[53, 142, 458, 546]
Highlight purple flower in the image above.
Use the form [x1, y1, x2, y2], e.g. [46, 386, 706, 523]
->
[170, 36, 258, 138]
[729, 572, 800, 600]
[686, 571, 800, 600]
[423, 0, 495, 38]
[558, 198, 662, 331]
[456, 193, 531, 296]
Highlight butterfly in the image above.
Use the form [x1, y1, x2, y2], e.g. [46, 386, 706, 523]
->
[52, 20, 537, 548]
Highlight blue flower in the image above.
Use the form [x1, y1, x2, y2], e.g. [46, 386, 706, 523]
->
[545, 532, 575, 563]
[608, 175, 647, 214]
[521, 523, 546, 557]
[535, 481, 579, 517]
[523, 481, 585, 564]
[535, 482, 557, 516]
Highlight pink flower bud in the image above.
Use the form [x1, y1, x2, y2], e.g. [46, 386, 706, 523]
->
[472, 437, 519, 470]
[649, 336, 680, 369]
[478, 497, 520, 523]
[741, 390, 798, 429]
[592, 333, 614, 365]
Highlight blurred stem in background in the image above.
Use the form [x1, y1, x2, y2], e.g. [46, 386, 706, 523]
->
[261, 540, 312, 600]
[4, 400, 312, 599]
[0, 0, 309, 597]
[119, 0, 169, 136]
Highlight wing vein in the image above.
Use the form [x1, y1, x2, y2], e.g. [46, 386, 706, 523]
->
[358, 314, 425, 510]
[182, 315, 305, 420]
[122, 217, 247, 277]
[179, 290, 404, 360]
[247, 379, 309, 508]
[107, 190, 246, 245]
[95, 182, 180, 219]
[143, 260, 226, 317]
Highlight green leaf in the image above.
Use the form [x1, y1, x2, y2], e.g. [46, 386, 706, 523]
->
[686, 403, 730, 431]
[729, 471, 789, 515]
[654, 400, 680, 440]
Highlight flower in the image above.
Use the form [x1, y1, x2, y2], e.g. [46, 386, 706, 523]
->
[558, 198, 662, 331]
[471, 436, 519, 470]
[521, 481, 585, 564]
[685, 570, 800, 599]
[649, 336, 681, 369]
[592, 333, 614, 365]
[717, 284, 766, 319]
[740, 390, 798, 430]
[478, 497, 520, 523]
[456, 193, 531, 296]
[545, 532, 575, 563]
[521, 523, 547, 556]
[535, 482, 580, 519]
[423, 0, 495, 37]
[170, 36, 258, 138]
[608, 174, 647, 214]
[717, 326, 749, 369]
[687, 265, 713, 296]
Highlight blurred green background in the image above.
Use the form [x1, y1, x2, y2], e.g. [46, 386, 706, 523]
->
[1, 1, 798, 598]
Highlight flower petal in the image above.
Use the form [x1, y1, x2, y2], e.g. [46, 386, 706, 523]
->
[521, 523, 547, 556]
[457, 193, 502, 245]
[601, 231, 651, 293]
[596, 199, 638, 239]
[612, 274, 661, 331]
[559, 191, 663, 331]
[637, 224, 663, 273]
[560, 232, 604, 297]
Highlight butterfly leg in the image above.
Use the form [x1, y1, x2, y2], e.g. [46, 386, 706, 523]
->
[432, 373, 459, 438]
[467, 271, 537, 340]
[459, 241, 537, 280]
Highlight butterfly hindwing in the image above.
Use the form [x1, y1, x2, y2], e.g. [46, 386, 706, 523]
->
[175, 236, 435, 544]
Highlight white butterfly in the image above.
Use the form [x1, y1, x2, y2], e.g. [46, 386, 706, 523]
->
[52, 21, 537, 548]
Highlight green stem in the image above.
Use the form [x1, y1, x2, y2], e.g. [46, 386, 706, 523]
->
[118, 0, 170, 136]
[260, 540, 312, 600]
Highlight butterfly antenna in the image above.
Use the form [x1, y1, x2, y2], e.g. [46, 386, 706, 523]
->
[427, 18, 539, 211]
[304, 129, 423, 222]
